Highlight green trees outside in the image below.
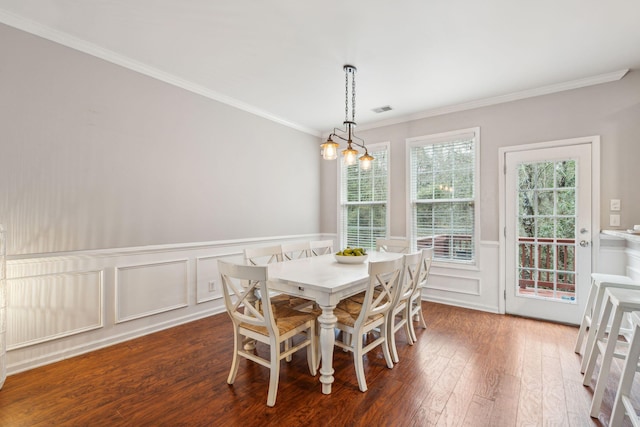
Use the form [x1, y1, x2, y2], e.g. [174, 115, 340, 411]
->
[344, 150, 388, 249]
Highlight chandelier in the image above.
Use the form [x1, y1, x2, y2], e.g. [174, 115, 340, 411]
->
[320, 65, 374, 170]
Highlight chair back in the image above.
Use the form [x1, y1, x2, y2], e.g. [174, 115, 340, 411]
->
[355, 258, 403, 329]
[393, 252, 423, 308]
[310, 240, 334, 256]
[218, 260, 277, 336]
[281, 241, 311, 260]
[244, 245, 283, 265]
[376, 238, 411, 253]
[416, 248, 434, 290]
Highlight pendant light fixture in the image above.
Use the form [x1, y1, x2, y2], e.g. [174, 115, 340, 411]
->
[320, 65, 374, 170]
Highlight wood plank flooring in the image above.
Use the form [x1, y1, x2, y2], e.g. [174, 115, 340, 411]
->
[1, 302, 639, 426]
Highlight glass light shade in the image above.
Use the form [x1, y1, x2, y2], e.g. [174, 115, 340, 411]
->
[342, 146, 358, 166]
[359, 152, 374, 170]
[321, 139, 339, 160]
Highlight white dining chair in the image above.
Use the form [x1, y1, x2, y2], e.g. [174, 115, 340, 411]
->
[281, 241, 311, 260]
[310, 240, 334, 256]
[376, 238, 411, 253]
[610, 311, 640, 426]
[582, 287, 640, 418]
[408, 248, 433, 342]
[333, 257, 403, 392]
[218, 260, 317, 407]
[388, 251, 424, 363]
[244, 245, 312, 309]
[244, 245, 283, 266]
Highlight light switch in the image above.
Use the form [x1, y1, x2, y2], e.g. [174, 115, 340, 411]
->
[610, 199, 621, 211]
[610, 214, 621, 226]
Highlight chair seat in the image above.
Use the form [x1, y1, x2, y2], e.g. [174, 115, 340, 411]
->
[271, 294, 314, 309]
[334, 304, 384, 328]
[347, 289, 381, 305]
[241, 306, 317, 336]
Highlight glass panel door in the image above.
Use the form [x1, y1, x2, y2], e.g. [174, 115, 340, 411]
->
[505, 143, 591, 324]
[516, 160, 576, 301]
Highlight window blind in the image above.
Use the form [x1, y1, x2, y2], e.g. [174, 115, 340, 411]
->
[340, 143, 389, 250]
[409, 134, 477, 263]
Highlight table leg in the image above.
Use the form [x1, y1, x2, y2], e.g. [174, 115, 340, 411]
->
[318, 304, 337, 394]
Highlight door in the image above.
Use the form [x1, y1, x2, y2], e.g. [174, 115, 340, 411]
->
[505, 144, 592, 324]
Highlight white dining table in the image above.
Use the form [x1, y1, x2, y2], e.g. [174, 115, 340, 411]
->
[267, 251, 403, 394]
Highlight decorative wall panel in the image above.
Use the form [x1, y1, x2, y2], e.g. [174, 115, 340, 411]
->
[6, 270, 103, 350]
[115, 259, 189, 323]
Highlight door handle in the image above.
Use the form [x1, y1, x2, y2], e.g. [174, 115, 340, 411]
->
[579, 240, 590, 247]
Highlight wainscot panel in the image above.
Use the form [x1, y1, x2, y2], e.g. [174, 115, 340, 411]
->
[7, 270, 103, 350]
[5, 234, 328, 375]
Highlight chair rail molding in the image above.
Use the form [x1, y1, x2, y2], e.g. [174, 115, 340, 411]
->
[4, 234, 329, 376]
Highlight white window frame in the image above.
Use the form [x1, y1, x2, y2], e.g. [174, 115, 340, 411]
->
[337, 141, 390, 250]
[406, 128, 480, 268]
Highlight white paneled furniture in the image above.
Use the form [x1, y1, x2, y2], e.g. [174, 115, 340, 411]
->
[333, 257, 403, 392]
[218, 261, 317, 407]
[267, 251, 403, 394]
[574, 273, 638, 370]
[376, 238, 411, 253]
[610, 311, 640, 427]
[281, 241, 311, 260]
[310, 240, 334, 256]
[388, 251, 424, 363]
[583, 288, 640, 418]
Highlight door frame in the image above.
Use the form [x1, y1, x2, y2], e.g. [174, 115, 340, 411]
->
[498, 135, 601, 315]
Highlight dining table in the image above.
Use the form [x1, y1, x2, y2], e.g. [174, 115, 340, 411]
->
[267, 250, 403, 395]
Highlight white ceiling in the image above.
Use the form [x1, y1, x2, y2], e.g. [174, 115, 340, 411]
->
[1, 1, 640, 136]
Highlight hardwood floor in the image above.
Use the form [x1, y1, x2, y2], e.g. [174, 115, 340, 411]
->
[1, 302, 639, 426]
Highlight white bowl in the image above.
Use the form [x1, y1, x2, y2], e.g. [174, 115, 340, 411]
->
[334, 254, 368, 264]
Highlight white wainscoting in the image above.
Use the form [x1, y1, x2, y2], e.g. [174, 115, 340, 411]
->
[421, 241, 501, 313]
[7, 270, 103, 351]
[4, 235, 327, 375]
[115, 259, 189, 323]
[10, 236, 580, 375]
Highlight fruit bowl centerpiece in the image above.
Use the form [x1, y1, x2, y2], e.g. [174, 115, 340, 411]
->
[334, 247, 368, 264]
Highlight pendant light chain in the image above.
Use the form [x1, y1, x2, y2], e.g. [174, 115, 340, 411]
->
[345, 70, 349, 123]
[320, 64, 374, 169]
[351, 69, 356, 123]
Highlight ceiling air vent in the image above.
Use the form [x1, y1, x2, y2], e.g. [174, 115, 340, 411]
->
[372, 105, 392, 113]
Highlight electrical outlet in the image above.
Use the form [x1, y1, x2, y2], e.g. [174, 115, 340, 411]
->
[610, 199, 621, 211]
[208, 280, 216, 292]
[610, 214, 620, 227]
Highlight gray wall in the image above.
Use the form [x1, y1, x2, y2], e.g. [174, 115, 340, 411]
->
[0, 24, 321, 255]
[320, 71, 640, 242]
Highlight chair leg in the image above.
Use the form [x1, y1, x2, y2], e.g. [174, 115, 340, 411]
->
[581, 287, 606, 373]
[590, 308, 625, 418]
[610, 325, 640, 426]
[388, 317, 398, 364]
[583, 298, 613, 386]
[266, 344, 281, 407]
[408, 305, 418, 343]
[402, 307, 414, 346]
[354, 337, 368, 392]
[574, 281, 596, 353]
[227, 330, 241, 385]
[416, 302, 427, 329]
[285, 338, 292, 362]
[381, 320, 394, 369]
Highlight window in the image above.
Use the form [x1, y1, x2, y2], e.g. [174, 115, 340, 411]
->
[339, 142, 389, 250]
[407, 129, 479, 264]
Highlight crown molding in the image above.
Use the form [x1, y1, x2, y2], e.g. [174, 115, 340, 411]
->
[2, 10, 629, 139]
[0, 10, 321, 137]
[356, 69, 629, 132]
